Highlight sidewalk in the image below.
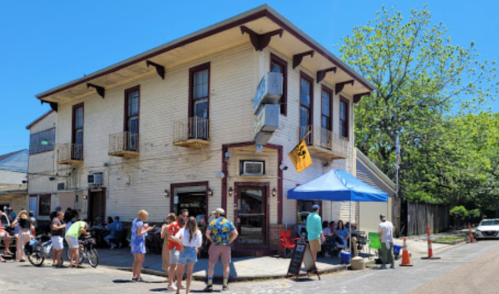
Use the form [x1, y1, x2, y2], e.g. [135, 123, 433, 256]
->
[98, 248, 354, 281]
[97, 236, 458, 282]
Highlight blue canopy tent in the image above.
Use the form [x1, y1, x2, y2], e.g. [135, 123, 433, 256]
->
[288, 169, 388, 254]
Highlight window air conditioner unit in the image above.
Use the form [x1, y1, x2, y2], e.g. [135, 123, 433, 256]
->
[88, 173, 103, 185]
[241, 161, 265, 176]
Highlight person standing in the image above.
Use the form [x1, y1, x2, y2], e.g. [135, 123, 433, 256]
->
[204, 208, 238, 292]
[167, 209, 188, 291]
[130, 210, 154, 282]
[175, 216, 203, 294]
[65, 220, 90, 268]
[161, 213, 176, 283]
[306, 205, 325, 263]
[51, 211, 66, 267]
[378, 214, 395, 269]
[7, 207, 16, 223]
[11, 210, 33, 262]
[0, 215, 12, 259]
[50, 206, 61, 221]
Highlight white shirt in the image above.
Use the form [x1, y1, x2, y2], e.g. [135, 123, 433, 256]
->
[378, 221, 394, 244]
[175, 228, 203, 248]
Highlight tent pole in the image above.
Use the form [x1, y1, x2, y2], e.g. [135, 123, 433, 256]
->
[349, 200, 352, 254]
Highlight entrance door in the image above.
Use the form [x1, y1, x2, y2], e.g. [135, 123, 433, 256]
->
[234, 183, 269, 249]
[88, 189, 106, 226]
[171, 183, 208, 226]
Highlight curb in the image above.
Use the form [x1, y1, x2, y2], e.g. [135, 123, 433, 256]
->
[432, 239, 467, 245]
[114, 263, 349, 282]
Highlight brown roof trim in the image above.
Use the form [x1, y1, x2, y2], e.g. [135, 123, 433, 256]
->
[26, 110, 54, 130]
[36, 5, 374, 100]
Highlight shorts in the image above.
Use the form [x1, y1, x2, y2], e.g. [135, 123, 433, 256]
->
[0, 231, 9, 240]
[65, 236, 79, 249]
[51, 236, 64, 250]
[309, 238, 321, 253]
[169, 250, 180, 265]
[178, 247, 197, 264]
[208, 244, 231, 265]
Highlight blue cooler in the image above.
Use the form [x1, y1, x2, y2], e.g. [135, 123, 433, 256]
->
[393, 245, 402, 260]
[341, 252, 351, 264]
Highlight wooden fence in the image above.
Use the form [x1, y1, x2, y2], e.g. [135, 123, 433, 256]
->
[404, 202, 450, 236]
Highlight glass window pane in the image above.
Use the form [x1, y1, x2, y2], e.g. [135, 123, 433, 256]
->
[128, 91, 139, 116]
[340, 102, 345, 120]
[271, 62, 283, 73]
[75, 108, 83, 128]
[300, 106, 309, 127]
[300, 78, 310, 107]
[322, 91, 330, 117]
[194, 98, 208, 119]
[193, 69, 208, 99]
[322, 116, 330, 130]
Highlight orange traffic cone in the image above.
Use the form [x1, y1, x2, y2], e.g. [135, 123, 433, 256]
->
[421, 225, 441, 260]
[468, 223, 475, 243]
[400, 237, 413, 267]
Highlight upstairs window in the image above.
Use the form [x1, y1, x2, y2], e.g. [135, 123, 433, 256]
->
[270, 53, 287, 115]
[340, 97, 349, 138]
[72, 103, 84, 160]
[299, 72, 314, 143]
[190, 63, 210, 119]
[29, 128, 55, 155]
[125, 86, 140, 151]
[321, 87, 333, 131]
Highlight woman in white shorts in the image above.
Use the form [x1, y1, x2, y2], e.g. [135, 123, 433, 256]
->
[51, 211, 66, 267]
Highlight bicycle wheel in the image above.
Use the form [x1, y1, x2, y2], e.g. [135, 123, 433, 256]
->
[66, 248, 84, 265]
[87, 248, 99, 268]
[27, 251, 44, 267]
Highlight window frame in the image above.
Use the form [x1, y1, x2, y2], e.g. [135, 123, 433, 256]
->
[188, 62, 211, 119]
[339, 96, 350, 139]
[270, 53, 287, 115]
[124, 85, 140, 134]
[72, 103, 84, 160]
[321, 85, 333, 132]
[299, 71, 314, 143]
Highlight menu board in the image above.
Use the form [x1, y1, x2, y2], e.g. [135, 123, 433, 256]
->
[286, 240, 321, 280]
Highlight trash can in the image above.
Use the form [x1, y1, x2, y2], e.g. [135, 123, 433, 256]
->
[341, 252, 351, 264]
[393, 245, 402, 260]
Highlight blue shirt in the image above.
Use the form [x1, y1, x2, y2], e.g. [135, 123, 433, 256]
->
[306, 212, 322, 241]
[107, 221, 123, 238]
[208, 217, 235, 246]
[338, 227, 349, 239]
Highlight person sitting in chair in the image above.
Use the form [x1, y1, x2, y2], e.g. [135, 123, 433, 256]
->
[104, 216, 123, 249]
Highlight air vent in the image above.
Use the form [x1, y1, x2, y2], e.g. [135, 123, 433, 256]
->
[240, 160, 265, 176]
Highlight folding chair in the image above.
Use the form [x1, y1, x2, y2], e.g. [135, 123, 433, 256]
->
[367, 232, 382, 259]
[279, 230, 300, 258]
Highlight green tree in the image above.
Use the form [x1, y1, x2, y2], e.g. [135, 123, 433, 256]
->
[338, 5, 499, 204]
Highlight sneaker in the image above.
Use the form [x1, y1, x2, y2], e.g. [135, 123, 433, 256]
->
[222, 285, 229, 292]
[110, 244, 116, 250]
[167, 284, 177, 291]
[180, 282, 186, 289]
[203, 285, 213, 293]
[390, 264, 395, 269]
[132, 277, 138, 282]
[378, 265, 388, 270]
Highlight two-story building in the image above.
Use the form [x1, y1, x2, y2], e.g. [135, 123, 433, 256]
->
[33, 5, 374, 254]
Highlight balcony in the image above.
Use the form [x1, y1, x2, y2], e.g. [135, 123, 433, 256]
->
[56, 143, 83, 165]
[299, 125, 348, 160]
[108, 132, 140, 158]
[173, 117, 210, 147]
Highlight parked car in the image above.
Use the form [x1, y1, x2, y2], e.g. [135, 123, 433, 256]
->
[475, 219, 499, 239]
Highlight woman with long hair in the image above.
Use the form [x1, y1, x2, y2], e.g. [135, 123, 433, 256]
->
[131, 210, 154, 282]
[161, 213, 177, 283]
[336, 220, 349, 249]
[11, 210, 33, 262]
[175, 216, 202, 294]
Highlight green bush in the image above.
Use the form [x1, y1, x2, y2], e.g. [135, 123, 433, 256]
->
[450, 206, 468, 219]
[468, 209, 481, 218]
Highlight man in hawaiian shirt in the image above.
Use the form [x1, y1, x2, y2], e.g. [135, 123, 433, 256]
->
[204, 208, 239, 292]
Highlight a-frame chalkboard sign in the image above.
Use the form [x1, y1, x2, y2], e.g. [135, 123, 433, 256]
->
[286, 239, 321, 280]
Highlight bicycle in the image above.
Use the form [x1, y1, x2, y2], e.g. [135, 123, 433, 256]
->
[66, 234, 99, 267]
[26, 234, 64, 267]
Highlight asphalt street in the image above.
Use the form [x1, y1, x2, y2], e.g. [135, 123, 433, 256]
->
[1, 240, 499, 294]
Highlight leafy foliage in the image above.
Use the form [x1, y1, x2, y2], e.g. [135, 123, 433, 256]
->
[338, 5, 499, 210]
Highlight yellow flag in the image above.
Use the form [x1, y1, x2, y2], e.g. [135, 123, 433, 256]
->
[288, 140, 312, 173]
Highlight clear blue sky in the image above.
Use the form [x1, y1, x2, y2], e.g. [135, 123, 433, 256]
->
[1, 0, 497, 154]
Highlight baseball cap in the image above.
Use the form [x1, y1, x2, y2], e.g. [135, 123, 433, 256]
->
[312, 204, 320, 210]
[380, 214, 387, 220]
[212, 208, 225, 215]
[55, 206, 61, 210]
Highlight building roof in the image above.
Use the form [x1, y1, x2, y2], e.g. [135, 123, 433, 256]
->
[36, 4, 374, 104]
[0, 149, 29, 173]
[356, 148, 396, 192]
[26, 110, 54, 130]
